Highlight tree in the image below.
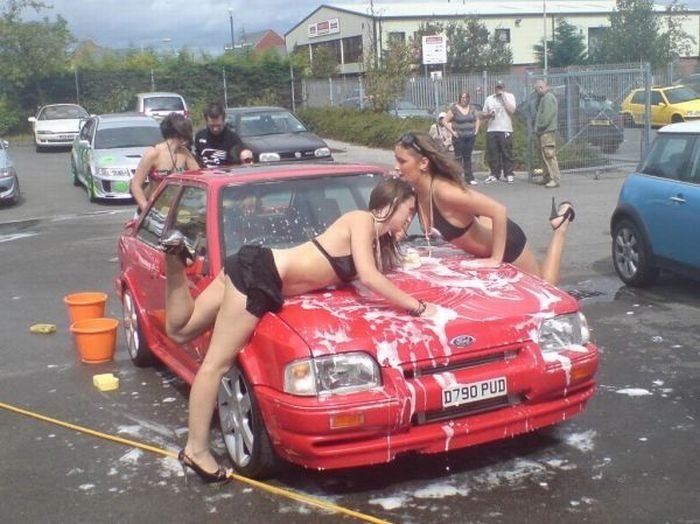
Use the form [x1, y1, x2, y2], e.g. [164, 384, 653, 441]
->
[534, 18, 587, 68]
[590, 0, 693, 68]
[0, 1, 74, 104]
[412, 17, 511, 73]
[364, 39, 413, 111]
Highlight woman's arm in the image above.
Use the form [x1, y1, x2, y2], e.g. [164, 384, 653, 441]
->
[474, 108, 481, 134]
[348, 212, 432, 316]
[131, 147, 158, 211]
[437, 183, 509, 263]
[443, 109, 457, 137]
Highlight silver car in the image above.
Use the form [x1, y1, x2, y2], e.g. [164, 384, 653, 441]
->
[0, 139, 20, 205]
[71, 114, 162, 201]
[28, 103, 89, 152]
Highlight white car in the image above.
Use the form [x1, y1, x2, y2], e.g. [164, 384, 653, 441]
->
[28, 104, 89, 152]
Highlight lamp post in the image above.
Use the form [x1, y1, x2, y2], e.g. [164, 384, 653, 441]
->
[543, 0, 548, 76]
[228, 8, 235, 50]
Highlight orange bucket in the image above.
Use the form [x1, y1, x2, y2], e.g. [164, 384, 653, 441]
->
[70, 317, 118, 364]
[64, 292, 108, 324]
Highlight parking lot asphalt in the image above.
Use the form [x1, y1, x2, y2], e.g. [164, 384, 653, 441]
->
[1, 141, 698, 524]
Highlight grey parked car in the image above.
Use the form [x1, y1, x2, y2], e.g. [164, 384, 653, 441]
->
[70, 114, 162, 202]
[0, 139, 20, 205]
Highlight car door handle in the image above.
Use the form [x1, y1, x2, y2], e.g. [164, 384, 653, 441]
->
[669, 195, 686, 204]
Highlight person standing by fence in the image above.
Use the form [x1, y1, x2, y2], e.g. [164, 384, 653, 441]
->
[533, 80, 561, 188]
[444, 92, 480, 185]
[482, 80, 517, 184]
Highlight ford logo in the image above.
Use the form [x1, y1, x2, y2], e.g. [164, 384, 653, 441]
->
[450, 335, 475, 347]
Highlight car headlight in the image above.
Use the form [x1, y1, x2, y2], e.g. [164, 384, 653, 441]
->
[284, 352, 381, 396]
[539, 312, 591, 354]
[96, 167, 130, 177]
[258, 152, 281, 162]
[314, 147, 331, 158]
[0, 166, 17, 178]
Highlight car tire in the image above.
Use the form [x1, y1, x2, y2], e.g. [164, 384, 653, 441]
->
[87, 172, 97, 202]
[122, 288, 155, 367]
[71, 157, 81, 187]
[601, 142, 621, 154]
[35, 143, 44, 153]
[217, 364, 281, 479]
[671, 114, 684, 124]
[612, 218, 659, 287]
[621, 114, 635, 128]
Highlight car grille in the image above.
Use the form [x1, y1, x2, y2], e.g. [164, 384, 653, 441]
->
[405, 344, 523, 425]
[278, 150, 318, 161]
[414, 394, 520, 424]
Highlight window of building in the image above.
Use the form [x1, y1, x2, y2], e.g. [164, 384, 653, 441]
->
[311, 39, 342, 63]
[494, 28, 510, 44]
[388, 32, 405, 44]
[588, 27, 607, 56]
[342, 35, 363, 63]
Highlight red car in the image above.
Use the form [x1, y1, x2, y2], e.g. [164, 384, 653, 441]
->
[115, 162, 599, 478]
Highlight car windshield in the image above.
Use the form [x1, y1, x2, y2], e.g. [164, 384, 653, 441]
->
[220, 172, 385, 256]
[664, 87, 699, 104]
[39, 105, 88, 120]
[234, 111, 307, 137]
[94, 125, 162, 149]
[144, 97, 184, 111]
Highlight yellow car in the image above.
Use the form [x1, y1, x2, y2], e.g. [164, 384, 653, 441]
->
[620, 85, 700, 127]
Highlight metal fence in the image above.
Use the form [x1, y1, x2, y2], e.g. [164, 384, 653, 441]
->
[301, 63, 675, 172]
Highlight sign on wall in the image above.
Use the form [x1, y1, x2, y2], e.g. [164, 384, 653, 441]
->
[308, 18, 340, 38]
[422, 34, 447, 65]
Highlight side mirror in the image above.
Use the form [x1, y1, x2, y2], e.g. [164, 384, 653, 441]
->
[1, 139, 9, 149]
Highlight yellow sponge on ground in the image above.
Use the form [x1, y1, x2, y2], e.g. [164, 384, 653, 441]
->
[93, 373, 119, 392]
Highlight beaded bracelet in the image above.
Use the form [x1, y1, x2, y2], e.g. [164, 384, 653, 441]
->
[409, 300, 427, 317]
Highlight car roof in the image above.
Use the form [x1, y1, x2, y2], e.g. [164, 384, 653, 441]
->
[136, 92, 184, 98]
[166, 162, 387, 189]
[657, 120, 700, 133]
[40, 103, 84, 110]
[225, 106, 288, 114]
[96, 113, 160, 127]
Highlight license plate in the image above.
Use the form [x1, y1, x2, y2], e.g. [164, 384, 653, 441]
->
[590, 119, 610, 126]
[442, 377, 507, 409]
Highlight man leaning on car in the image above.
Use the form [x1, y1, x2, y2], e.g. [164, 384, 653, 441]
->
[194, 101, 249, 167]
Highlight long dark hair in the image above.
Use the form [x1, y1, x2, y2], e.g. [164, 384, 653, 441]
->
[369, 177, 414, 270]
[397, 132, 465, 188]
[160, 113, 193, 143]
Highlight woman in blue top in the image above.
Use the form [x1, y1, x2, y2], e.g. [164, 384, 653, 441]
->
[161, 177, 436, 484]
[394, 132, 575, 286]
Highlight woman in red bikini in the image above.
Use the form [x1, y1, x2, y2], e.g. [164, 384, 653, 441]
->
[131, 113, 199, 213]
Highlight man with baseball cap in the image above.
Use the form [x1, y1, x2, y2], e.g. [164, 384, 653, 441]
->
[482, 80, 517, 184]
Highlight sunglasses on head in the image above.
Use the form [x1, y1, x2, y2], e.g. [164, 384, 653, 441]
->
[398, 133, 424, 154]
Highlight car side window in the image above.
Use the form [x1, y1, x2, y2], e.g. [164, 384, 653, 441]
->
[137, 184, 181, 246]
[171, 186, 207, 256]
[683, 140, 700, 184]
[80, 119, 95, 141]
[640, 134, 694, 180]
[650, 92, 663, 105]
[631, 91, 645, 104]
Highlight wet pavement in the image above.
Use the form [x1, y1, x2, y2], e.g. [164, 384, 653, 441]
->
[1, 142, 698, 523]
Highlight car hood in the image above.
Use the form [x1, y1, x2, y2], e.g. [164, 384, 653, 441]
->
[92, 147, 147, 168]
[243, 132, 328, 153]
[277, 248, 577, 365]
[672, 99, 700, 111]
[34, 119, 82, 133]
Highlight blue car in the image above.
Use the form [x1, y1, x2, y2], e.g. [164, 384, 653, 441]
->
[0, 139, 20, 205]
[611, 121, 700, 286]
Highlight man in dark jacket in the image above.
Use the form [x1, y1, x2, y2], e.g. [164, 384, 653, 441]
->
[533, 80, 561, 188]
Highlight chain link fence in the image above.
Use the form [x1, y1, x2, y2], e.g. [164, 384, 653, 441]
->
[300, 63, 676, 172]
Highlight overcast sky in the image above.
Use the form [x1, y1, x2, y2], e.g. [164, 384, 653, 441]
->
[24, 0, 700, 55]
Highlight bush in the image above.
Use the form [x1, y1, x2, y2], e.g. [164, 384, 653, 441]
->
[0, 97, 26, 135]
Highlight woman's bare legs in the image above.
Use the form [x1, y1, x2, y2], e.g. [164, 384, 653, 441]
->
[511, 202, 573, 286]
[164, 255, 226, 343]
[183, 278, 261, 473]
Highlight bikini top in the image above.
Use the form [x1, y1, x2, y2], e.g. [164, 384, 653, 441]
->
[149, 165, 186, 184]
[431, 195, 474, 241]
[311, 238, 357, 283]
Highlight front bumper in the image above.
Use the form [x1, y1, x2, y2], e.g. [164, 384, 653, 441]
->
[35, 133, 78, 147]
[91, 174, 133, 200]
[0, 175, 19, 202]
[256, 344, 599, 470]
